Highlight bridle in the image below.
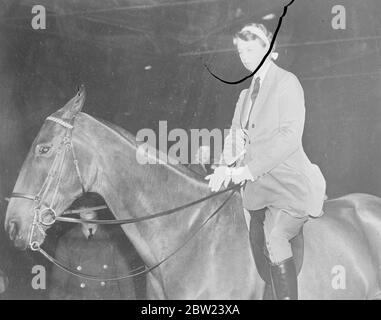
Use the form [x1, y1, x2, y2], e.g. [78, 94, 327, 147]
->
[8, 114, 241, 281]
[9, 115, 85, 252]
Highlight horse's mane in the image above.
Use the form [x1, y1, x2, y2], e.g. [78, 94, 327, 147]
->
[84, 113, 207, 183]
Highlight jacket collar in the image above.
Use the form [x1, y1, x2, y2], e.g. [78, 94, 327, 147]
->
[81, 223, 98, 239]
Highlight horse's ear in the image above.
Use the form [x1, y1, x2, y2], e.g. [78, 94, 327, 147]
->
[60, 84, 86, 119]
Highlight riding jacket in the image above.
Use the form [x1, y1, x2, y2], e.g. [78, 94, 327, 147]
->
[229, 61, 326, 218]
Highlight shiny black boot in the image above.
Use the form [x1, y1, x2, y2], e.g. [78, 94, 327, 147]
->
[270, 257, 298, 300]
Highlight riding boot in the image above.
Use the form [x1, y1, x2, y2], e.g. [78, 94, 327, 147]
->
[269, 256, 298, 300]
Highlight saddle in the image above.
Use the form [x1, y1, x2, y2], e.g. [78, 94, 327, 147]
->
[248, 208, 304, 285]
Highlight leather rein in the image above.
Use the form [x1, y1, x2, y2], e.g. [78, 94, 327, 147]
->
[8, 115, 241, 281]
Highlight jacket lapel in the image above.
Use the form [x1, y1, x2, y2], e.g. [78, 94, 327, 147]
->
[239, 80, 255, 128]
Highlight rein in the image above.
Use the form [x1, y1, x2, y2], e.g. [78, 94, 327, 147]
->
[8, 114, 242, 281]
[57, 183, 240, 225]
[38, 188, 238, 281]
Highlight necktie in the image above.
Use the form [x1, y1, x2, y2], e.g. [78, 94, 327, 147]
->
[241, 77, 261, 130]
[88, 228, 93, 240]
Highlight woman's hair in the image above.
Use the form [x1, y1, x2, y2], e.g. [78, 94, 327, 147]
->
[233, 23, 275, 49]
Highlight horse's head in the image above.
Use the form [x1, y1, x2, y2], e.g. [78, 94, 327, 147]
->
[5, 86, 88, 250]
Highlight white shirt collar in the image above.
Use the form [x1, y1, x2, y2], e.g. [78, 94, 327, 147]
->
[247, 59, 272, 96]
[254, 59, 271, 83]
[81, 224, 98, 238]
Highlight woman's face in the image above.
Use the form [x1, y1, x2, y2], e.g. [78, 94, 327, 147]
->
[79, 210, 97, 221]
[236, 38, 268, 72]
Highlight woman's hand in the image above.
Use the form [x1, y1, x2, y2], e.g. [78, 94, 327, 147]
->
[230, 165, 255, 185]
[205, 166, 231, 192]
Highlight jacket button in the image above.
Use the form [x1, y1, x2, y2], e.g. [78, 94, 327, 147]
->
[100, 281, 106, 286]
[80, 283, 86, 288]
[103, 265, 108, 269]
[77, 266, 82, 271]
[251, 124, 255, 128]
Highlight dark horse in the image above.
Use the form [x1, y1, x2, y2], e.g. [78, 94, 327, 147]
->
[5, 88, 381, 299]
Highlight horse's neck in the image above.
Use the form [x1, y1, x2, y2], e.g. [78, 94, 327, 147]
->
[85, 118, 210, 266]
[99, 151, 209, 268]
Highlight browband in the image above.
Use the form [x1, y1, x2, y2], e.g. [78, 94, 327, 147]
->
[46, 116, 73, 129]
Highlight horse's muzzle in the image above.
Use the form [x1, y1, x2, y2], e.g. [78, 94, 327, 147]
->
[7, 219, 19, 241]
[6, 219, 28, 250]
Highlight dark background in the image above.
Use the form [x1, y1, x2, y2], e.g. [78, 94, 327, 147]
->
[0, 0, 381, 299]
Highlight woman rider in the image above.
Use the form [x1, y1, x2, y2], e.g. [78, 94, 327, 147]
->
[206, 23, 326, 300]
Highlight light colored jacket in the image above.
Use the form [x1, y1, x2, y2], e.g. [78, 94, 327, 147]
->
[229, 61, 326, 217]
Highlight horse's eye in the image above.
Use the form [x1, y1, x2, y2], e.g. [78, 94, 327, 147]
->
[37, 145, 51, 155]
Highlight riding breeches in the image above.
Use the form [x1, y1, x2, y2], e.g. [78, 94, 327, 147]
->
[263, 208, 307, 265]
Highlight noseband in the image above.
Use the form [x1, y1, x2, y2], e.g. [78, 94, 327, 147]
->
[9, 115, 85, 251]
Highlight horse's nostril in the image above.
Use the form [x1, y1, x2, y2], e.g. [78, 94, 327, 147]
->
[7, 220, 19, 241]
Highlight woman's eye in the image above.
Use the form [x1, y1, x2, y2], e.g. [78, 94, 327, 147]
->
[38, 145, 51, 155]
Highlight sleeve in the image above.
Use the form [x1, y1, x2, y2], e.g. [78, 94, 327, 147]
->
[219, 89, 248, 165]
[113, 245, 136, 300]
[48, 238, 71, 300]
[246, 74, 306, 178]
